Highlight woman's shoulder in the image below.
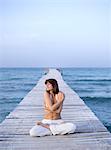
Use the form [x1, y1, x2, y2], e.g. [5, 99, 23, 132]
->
[44, 91, 50, 97]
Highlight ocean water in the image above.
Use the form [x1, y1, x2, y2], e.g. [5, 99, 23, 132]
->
[0, 68, 44, 123]
[0, 68, 111, 133]
[62, 68, 111, 132]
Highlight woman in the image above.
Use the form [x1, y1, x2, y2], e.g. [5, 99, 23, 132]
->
[29, 79, 76, 137]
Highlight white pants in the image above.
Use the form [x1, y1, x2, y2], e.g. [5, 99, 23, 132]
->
[29, 119, 76, 137]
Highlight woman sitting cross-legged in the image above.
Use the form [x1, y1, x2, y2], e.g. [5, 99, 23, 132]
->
[29, 79, 76, 137]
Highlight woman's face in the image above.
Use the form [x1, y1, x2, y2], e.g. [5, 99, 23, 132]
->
[45, 82, 53, 91]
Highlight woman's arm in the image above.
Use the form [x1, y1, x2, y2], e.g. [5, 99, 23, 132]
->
[44, 91, 64, 112]
[55, 102, 63, 113]
[44, 91, 53, 111]
[44, 102, 63, 113]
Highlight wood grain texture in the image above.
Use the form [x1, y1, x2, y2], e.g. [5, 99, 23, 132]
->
[0, 69, 111, 150]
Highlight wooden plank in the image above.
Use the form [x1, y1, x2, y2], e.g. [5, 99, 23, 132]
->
[0, 69, 111, 150]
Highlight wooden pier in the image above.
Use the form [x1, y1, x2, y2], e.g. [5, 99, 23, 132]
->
[0, 69, 111, 150]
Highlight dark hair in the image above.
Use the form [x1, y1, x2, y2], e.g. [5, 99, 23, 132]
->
[45, 79, 59, 94]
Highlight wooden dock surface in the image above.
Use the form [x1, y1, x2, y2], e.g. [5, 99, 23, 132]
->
[0, 69, 111, 150]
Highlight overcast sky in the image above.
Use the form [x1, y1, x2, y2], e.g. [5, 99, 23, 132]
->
[0, 0, 111, 68]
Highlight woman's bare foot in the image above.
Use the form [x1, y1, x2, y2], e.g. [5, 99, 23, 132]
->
[37, 121, 42, 125]
[37, 121, 50, 129]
